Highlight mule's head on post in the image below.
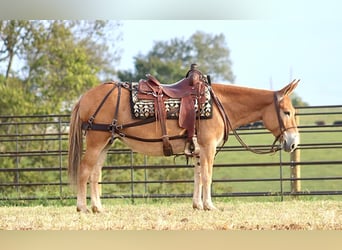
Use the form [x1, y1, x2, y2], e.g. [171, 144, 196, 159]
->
[263, 80, 300, 152]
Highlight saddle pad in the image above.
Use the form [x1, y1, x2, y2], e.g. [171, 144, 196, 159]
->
[130, 82, 212, 120]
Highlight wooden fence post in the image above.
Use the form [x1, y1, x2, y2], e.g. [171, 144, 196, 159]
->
[290, 112, 301, 194]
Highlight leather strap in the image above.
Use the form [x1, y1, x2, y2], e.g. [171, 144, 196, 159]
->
[156, 89, 173, 156]
[84, 82, 117, 130]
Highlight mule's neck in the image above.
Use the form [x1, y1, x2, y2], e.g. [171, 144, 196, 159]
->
[212, 83, 274, 129]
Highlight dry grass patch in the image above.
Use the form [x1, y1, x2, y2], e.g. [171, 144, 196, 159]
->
[1, 200, 342, 230]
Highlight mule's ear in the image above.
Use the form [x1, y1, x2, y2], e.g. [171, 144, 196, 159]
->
[278, 79, 300, 97]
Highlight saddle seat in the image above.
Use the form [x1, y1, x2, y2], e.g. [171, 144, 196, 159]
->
[144, 74, 199, 98]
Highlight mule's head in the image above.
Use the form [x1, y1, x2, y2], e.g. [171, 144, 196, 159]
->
[263, 80, 300, 152]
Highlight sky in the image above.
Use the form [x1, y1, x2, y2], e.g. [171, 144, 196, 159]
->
[1, 0, 341, 106]
[116, 20, 342, 106]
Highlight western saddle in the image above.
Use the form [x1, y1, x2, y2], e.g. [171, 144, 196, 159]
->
[137, 64, 208, 156]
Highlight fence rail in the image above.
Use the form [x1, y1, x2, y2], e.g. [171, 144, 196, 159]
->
[0, 105, 341, 204]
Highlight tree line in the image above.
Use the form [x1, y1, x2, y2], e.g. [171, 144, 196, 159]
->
[1, 20, 237, 116]
[0, 20, 121, 115]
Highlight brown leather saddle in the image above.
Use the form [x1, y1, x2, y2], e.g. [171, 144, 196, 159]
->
[137, 64, 208, 156]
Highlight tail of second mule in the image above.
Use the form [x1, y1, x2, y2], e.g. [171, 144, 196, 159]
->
[68, 101, 83, 186]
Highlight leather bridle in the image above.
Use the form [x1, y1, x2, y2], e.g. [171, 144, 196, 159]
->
[272, 92, 298, 149]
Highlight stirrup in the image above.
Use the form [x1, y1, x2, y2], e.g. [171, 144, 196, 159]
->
[184, 136, 200, 156]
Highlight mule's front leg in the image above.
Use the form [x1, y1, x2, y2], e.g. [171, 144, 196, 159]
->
[202, 180, 216, 210]
[192, 156, 203, 210]
[201, 148, 217, 211]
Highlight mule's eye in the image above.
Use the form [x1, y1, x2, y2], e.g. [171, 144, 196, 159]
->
[284, 111, 291, 116]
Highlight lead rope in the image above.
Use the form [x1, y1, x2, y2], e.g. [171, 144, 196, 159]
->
[228, 93, 283, 154]
[209, 87, 282, 155]
[229, 125, 281, 154]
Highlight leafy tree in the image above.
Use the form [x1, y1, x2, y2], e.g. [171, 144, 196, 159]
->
[0, 20, 122, 115]
[291, 93, 309, 107]
[0, 21, 122, 197]
[118, 31, 235, 83]
[0, 20, 32, 80]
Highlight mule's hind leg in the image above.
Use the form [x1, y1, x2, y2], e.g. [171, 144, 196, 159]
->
[90, 145, 110, 213]
[77, 155, 95, 213]
[77, 133, 109, 213]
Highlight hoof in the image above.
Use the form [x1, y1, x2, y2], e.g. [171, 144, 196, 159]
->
[76, 207, 90, 213]
[192, 202, 204, 210]
[91, 206, 103, 213]
[203, 203, 217, 211]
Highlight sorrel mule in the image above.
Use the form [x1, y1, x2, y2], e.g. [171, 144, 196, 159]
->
[68, 79, 300, 212]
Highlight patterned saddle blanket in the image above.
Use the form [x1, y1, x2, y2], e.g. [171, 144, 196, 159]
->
[130, 82, 213, 120]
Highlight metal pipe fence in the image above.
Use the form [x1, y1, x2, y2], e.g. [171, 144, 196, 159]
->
[0, 105, 341, 204]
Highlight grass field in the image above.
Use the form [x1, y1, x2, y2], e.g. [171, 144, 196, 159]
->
[1, 200, 342, 230]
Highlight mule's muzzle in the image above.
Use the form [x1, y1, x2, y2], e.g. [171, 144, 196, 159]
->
[282, 132, 299, 153]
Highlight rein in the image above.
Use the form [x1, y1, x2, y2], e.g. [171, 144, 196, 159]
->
[211, 90, 293, 155]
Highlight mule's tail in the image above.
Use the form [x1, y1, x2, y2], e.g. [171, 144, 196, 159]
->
[68, 100, 83, 186]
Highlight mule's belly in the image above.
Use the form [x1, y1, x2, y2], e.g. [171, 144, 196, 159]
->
[120, 137, 186, 156]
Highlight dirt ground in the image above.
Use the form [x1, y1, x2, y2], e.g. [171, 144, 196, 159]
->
[1, 200, 342, 230]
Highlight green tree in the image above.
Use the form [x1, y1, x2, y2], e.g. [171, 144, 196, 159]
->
[0, 20, 122, 115]
[291, 93, 309, 107]
[118, 31, 235, 83]
[0, 21, 122, 198]
[0, 20, 31, 81]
